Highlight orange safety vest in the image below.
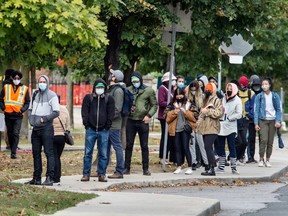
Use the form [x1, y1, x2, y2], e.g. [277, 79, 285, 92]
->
[3, 84, 28, 114]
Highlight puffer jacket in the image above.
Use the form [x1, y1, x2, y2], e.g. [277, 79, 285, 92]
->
[197, 83, 224, 135]
[165, 102, 197, 136]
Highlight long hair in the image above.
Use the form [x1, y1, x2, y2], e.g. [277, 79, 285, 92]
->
[172, 87, 187, 104]
[263, 77, 273, 91]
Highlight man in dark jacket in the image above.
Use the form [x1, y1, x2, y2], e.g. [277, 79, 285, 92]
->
[81, 78, 115, 182]
[0, 70, 30, 159]
[124, 71, 157, 176]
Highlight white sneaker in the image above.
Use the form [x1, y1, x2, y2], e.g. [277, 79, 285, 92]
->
[258, 161, 265, 167]
[265, 161, 272, 167]
[174, 167, 182, 174]
[185, 168, 193, 175]
[215, 168, 225, 174]
[236, 160, 245, 166]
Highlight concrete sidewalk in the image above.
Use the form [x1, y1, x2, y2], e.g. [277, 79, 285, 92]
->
[13, 146, 288, 216]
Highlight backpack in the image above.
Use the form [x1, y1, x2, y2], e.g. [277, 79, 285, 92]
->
[112, 85, 134, 117]
[31, 90, 39, 104]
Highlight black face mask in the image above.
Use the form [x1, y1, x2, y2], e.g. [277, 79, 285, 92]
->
[227, 90, 232, 97]
[204, 90, 212, 98]
[176, 98, 184, 103]
[252, 85, 261, 93]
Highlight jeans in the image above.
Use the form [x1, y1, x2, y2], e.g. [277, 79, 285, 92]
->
[31, 125, 55, 181]
[5, 118, 22, 155]
[107, 129, 124, 175]
[53, 135, 65, 181]
[83, 128, 109, 176]
[217, 133, 237, 158]
[125, 119, 149, 171]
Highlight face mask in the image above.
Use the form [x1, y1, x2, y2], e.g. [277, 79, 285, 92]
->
[13, 79, 20, 85]
[252, 86, 261, 92]
[177, 82, 184, 88]
[39, 83, 47, 91]
[171, 80, 176, 86]
[226, 90, 232, 97]
[133, 82, 141, 89]
[190, 91, 196, 95]
[95, 88, 104, 95]
[262, 85, 270, 92]
[204, 90, 211, 98]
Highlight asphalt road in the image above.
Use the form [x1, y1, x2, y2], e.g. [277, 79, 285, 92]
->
[122, 174, 288, 216]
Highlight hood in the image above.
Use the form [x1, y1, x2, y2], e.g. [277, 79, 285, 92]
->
[92, 78, 107, 93]
[38, 75, 50, 92]
[252, 77, 261, 86]
[130, 71, 143, 87]
[197, 75, 208, 87]
[226, 83, 238, 99]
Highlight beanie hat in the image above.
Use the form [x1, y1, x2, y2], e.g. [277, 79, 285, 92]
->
[208, 76, 218, 83]
[161, 72, 176, 83]
[12, 70, 23, 79]
[110, 69, 124, 82]
[205, 83, 214, 92]
[238, 76, 249, 87]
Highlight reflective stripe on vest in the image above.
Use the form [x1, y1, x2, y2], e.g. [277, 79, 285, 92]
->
[4, 84, 28, 113]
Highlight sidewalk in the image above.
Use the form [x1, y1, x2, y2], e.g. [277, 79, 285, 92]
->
[13, 132, 288, 216]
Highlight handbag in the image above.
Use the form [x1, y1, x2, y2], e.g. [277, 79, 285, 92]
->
[184, 123, 192, 134]
[58, 117, 74, 145]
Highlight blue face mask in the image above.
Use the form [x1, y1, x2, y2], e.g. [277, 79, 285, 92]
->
[133, 82, 141, 89]
[177, 82, 185, 88]
[39, 83, 47, 91]
[95, 88, 104, 95]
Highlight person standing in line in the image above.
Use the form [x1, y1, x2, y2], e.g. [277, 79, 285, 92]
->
[52, 95, 70, 183]
[166, 87, 197, 175]
[124, 71, 157, 176]
[81, 78, 115, 182]
[185, 80, 209, 171]
[197, 83, 224, 176]
[157, 72, 176, 165]
[1, 69, 14, 150]
[215, 83, 242, 174]
[106, 69, 125, 179]
[246, 77, 262, 163]
[26, 75, 60, 186]
[0, 70, 30, 159]
[254, 77, 281, 167]
[176, 75, 186, 89]
[197, 74, 208, 93]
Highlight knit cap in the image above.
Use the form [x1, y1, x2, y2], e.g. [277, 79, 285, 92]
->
[110, 69, 124, 82]
[238, 76, 249, 87]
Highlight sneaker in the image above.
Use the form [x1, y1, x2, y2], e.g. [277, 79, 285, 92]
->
[10, 154, 17, 159]
[265, 161, 272, 167]
[143, 170, 151, 176]
[232, 168, 240, 175]
[173, 167, 182, 174]
[24, 178, 41, 185]
[80, 176, 90, 181]
[258, 161, 265, 167]
[236, 160, 245, 166]
[123, 168, 130, 175]
[185, 168, 193, 175]
[192, 163, 197, 171]
[98, 176, 108, 182]
[215, 168, 225, 174]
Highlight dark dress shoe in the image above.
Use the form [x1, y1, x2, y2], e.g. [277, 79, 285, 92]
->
[143, 170, 151, 176]
[123, 168, 130, 175]
[80, 176, 90, 181]
[42, 177, 54, 186]
[98, 176, 108, 182]
[108, 172, 123, 179]
[25, 178, 41, 185]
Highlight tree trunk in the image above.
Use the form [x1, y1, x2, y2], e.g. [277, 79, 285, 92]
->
[20, 66, 29, 138]
[104, 17, 125, 82]
[66, 67, 74, 129]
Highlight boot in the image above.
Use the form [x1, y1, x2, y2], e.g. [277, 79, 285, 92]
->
[201, 166, 216, 176]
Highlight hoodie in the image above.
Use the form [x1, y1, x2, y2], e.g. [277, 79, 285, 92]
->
[219, 83, 242, 136]
[128, 71, 157, 120]
[28, 75, 60, 129]
[81, 78, 115, 131]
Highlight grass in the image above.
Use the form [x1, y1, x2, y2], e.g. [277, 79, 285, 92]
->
[0, 131, 167, 215]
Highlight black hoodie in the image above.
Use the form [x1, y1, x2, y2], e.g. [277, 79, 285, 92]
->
[81, 78, 115, 131]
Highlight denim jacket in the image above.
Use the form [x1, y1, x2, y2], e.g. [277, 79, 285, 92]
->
[254, 91, 281, 125]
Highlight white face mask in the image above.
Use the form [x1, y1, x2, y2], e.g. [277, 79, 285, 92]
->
[190, 90, 196, 95]
[13, 79, 20, 85]
[95, 88, 104, 95]
[171, 80, 176, 86]
[262, 85, 270, 92]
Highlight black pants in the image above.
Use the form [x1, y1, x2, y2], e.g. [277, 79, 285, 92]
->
[236, 118, 249, 160]
[248, 121, 256, 160]
[203, 134, 218, 167]
[174, 131, 192, 167]
[159, 119, 173, 160]
[31, 125, 55, 181]
[125, 119, 149, 171]
[5, 117, 22, 156]
[53, 135, 65, 181]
